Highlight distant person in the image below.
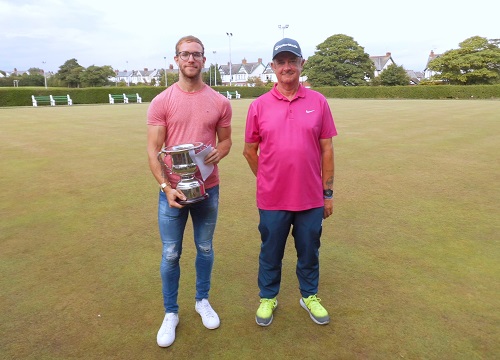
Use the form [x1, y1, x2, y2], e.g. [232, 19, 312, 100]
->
[147, 35, 232, 347]
[243, 38, 337, 326]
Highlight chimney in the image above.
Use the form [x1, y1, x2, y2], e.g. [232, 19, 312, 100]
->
[258, 58, 262, 63]
[144, 68, 148, 71]
[386, 52, 391, 57]
[169, 64, 174, 70]
[242, 58, 247, 64]
[430, 50, 435, 56]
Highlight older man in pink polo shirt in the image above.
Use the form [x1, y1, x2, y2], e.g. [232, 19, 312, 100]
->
[243, 38, 337, 327]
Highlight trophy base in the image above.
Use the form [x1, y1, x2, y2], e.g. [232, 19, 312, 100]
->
[177, 193, 209, 205]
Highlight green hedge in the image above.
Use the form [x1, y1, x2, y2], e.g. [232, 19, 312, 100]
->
[313, 84, 500, 99]
[1, 84, 499, 107]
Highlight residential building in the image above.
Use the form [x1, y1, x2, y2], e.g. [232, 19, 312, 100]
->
[370, 52, 396, 77]
[424, 50, 442, 79]
[111, 68, 162, 85]
[219, 58, 266, 86]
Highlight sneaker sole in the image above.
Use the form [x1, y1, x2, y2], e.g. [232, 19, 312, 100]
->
[300, 298, 330, 325]
[255, 315, 273, 327]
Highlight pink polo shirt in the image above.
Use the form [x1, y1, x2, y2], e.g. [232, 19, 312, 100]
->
[147, 83, 232, 189]
[245, 84, 337, 211]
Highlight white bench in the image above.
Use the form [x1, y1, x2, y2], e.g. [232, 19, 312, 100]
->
[109, 94, 128, 104]
[50, 94, 73, 106]
[228, 91, 241, 99]
[109, 93, 142, 104]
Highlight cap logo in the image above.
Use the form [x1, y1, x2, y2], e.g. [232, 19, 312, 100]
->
[274, 43, 299, 51]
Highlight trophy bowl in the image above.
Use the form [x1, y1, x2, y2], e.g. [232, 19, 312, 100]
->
[157, 142, 209, 205]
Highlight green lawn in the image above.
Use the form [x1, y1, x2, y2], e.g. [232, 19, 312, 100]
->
[1, 99, 499, 359]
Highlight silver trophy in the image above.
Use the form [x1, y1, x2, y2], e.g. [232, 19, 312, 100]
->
[157, 142, 209, 205]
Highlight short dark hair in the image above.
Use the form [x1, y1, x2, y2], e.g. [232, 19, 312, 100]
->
[175, 35, 205, 54]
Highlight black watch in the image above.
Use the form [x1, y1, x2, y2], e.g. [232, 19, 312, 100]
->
[323, 189, 334, 198]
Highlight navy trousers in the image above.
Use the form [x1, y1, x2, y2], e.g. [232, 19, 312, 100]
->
[257, 207, 324, 299]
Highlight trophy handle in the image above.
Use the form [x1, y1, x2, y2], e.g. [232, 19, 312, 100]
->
[157, 150, 172, 176]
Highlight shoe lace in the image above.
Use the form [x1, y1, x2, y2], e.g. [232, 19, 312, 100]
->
[260, 298, 276, 311]
[305, 295, 323, 310]
[198, 301, 216, 318]
[162, 314, 177, 332]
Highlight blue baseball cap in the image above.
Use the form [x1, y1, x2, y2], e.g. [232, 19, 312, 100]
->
[272, 38, 302, 59]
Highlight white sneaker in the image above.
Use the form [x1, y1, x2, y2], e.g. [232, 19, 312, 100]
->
[157, 312, 179, 347]
[195, 299, 220, 329]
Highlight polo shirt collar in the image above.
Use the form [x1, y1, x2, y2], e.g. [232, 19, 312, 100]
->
[271, 83, 306, 101]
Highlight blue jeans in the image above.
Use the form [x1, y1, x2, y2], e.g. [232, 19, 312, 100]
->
[258, 207, 324, 299]
[158, 185, 219, 313]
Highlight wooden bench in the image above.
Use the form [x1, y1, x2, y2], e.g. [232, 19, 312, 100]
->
[50, 94, 73, 106]
[32, 95, 52, 107]
[109, 94, 128, 104]
[228, 91, 241, 99]
[125, 93, 142, 103]
[218, 91, 230, 99]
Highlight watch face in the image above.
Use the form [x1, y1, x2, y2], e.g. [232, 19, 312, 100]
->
[323, 189, 333, 197]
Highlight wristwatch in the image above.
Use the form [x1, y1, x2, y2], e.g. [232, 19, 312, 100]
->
[160, 182, 168, 192]
[323, 189, 334, 199]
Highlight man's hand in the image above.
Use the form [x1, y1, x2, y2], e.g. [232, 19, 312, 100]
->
[165, 187, 186, 208]
[323, 198, 334, 219]
[204, 147, 221, 165]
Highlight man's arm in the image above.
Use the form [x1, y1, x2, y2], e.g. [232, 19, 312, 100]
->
[204, 126, 232, 165]
[243, 142, 259, 176]
[147, 125, 186, 207]
[320, 138, 334, 219]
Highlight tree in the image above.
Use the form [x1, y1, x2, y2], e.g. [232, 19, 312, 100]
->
[378, 64, 411, 86]
[56, 59, 85, 88]
[428, 36, 500, 85]
[80, 65, 115, 87]
[202, 64, 222, 86]
[303, 34, 375, 86]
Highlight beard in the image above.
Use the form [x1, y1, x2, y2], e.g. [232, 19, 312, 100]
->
[179, 64, 202, 80]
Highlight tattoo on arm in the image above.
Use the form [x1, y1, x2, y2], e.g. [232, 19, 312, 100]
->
[326, 176, 334, 189]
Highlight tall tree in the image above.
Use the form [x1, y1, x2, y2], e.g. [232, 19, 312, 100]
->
[303, 34, 375, 86]
[428, 36, 500, 85]
[56, 59, 85, 88]
[80, 65, 115, 87]
[379, 64, 411, 86]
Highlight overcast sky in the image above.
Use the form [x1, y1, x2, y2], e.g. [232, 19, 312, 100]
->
[1, 0, 498, 74]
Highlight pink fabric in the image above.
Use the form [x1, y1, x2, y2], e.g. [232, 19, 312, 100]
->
[148, 83, 232, 189]
[245, 84, 337, 211]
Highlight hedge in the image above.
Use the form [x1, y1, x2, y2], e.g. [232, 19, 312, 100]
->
[1, 84, 499, 107]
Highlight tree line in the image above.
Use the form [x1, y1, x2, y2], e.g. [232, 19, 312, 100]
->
[2, 35, 499, 88]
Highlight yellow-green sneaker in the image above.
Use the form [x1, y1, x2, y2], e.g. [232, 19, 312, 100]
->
[256, 298, 278, 326]
[300, 295, 330, 325]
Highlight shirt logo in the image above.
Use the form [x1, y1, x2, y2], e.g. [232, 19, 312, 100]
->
[306, 109, 315, 113]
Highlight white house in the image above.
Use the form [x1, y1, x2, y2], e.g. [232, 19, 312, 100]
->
[424, 50, 442, 79]
[370, 52, 396, 77]
[219, 58, 266, 86]
[111, 68, 161, 85]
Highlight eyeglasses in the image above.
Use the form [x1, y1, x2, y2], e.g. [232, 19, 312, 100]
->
[177, 51, 204, 61]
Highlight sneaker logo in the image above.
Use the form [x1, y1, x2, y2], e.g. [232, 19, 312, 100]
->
[306, 110, 315, 113]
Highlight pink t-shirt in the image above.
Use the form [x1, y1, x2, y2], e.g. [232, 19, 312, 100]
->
[147, 83, 232, 189]
[245, 84, 337, 211]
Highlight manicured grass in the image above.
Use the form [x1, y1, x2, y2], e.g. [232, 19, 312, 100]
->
[1, 99, 499, 359]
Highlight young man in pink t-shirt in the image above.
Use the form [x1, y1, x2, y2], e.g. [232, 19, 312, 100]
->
[244, 38, 337, 327]
[147, 35, 232, 348]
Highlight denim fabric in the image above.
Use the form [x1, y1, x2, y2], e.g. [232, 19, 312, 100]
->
[158, 186, 219, 313]
[257, 207, 323, 299]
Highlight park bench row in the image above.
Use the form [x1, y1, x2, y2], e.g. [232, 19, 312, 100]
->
[109, 93, 142, 104]
[218, 91, 241, 99]
[32, 94, 72, 107]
